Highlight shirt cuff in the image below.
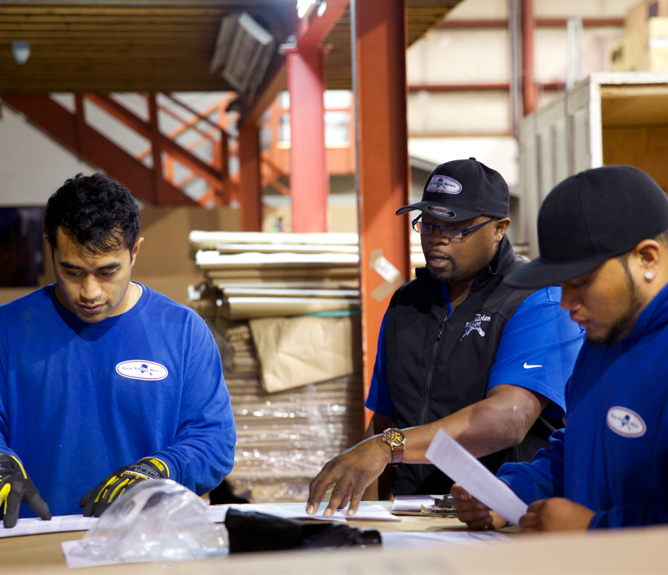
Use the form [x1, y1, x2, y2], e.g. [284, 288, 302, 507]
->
[589, 511, 609, 530]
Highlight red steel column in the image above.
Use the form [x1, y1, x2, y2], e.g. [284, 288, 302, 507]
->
[285, 45, 328, 233]
[353, 0, 411, 425]
[522, 0, 537, 116]
[238, 125, 263, 231]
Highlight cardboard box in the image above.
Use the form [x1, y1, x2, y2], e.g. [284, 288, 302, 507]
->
[625, 0, 668, 33]
[611, 18, 668, 72]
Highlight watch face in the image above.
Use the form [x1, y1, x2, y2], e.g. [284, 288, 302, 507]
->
[384, 429, 406, 447]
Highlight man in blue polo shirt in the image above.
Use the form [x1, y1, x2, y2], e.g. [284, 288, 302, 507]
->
[454, 166, 668, 531]
[307, 158, 584, 517]
[0, 173, 236, 528]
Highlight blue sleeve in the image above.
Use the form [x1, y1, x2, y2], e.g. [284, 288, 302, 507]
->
[364, 312, 394, 417]
[497, 428, 566, 505]
[590, 505, 668, 529]
[152, 315, 236, 495]
[0, 311, 17, 462]
[487, 286, 585, 419]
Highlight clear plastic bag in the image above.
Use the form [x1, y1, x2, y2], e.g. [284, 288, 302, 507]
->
[79, 479, 228, 562]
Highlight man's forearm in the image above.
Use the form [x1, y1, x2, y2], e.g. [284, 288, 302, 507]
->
[395, 385, 547, 464]
[362, 413, 393, 500]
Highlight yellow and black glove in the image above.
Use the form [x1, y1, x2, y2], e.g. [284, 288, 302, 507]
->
[0, 454, 52, 528]
[80, 457, 169, 517]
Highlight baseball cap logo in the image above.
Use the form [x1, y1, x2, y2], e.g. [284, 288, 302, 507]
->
[426, 175, 462, 195]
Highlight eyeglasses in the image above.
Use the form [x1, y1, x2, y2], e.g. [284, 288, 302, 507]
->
[412, 215, 494, 242]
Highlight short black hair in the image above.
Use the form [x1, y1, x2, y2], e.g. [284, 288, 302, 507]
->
[44, 173, 141, 254]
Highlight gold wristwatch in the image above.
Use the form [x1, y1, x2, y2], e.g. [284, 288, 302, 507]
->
[381, 428, 406, 467]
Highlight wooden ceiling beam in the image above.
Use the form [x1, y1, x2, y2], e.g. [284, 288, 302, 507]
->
[0, 1, 462, 95]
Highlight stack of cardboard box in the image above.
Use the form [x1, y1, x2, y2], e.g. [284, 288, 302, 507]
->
[189, 231, 364, 502]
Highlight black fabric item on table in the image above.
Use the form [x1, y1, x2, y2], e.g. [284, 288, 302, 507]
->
[225, 508, 382, 554]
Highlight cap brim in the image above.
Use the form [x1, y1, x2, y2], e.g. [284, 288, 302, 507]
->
[504, 255, 610, 289]
[396, 201, 481, 223]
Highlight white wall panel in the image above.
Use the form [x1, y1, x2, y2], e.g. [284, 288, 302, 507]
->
[408, 29, 510, 84]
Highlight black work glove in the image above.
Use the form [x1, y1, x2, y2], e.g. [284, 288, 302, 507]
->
[80, 457, 169, 517]
[0, 454, 52, 528]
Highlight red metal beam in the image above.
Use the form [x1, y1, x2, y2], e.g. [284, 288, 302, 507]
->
[74, 94, 86, 154]
[409, 83, 510, 91]
[298, 0, 350, 46]
[408, 82, 566, 92]
[536, 17, 624, 27]
[286, 45, 328, 233]
[523, 0, 537, 116]
[242, 1, 350, 128]
[163, 93, 223, 131]
[438, 19, 507, 28]
[438, 18, 624, 29]
[353, 0, 411, 426]
[1, 95, 196, 207]
[86, 94, 225, 192]
[238, 124, 263, 231]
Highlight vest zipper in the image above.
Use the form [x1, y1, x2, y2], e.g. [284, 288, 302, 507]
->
[418, 309, 449, 428]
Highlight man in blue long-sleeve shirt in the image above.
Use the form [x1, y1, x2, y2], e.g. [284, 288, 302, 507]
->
[453, 165, 668, 531]
[0, 173, 235, 527]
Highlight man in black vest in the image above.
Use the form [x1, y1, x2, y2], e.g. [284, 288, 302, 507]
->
[307, 158, 584, 517]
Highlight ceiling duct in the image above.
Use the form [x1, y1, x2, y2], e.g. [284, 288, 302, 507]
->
[210, 12, 277, 96]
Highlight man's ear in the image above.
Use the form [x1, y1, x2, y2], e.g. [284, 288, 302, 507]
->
[634, 239, 661, 278]
[494, 218, 511, 240]
[130, 237, 144, 267]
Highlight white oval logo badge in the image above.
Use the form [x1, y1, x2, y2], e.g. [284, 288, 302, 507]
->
[607, 406, 646, 438]
[116, 360, 168, 381]
[426, 175, 463, 195]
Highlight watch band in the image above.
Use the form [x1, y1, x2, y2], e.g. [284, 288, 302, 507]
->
[388, 442, 404, 466]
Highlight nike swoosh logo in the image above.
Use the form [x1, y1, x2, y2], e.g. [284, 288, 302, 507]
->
[523, 362, 542, 369]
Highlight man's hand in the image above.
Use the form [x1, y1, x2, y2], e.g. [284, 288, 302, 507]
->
[80, 457, 169, 517]
[0, 454, 51, 528]
[307, 436, 391, 516]
[519, 498, 595, 532]
[451, 483, 508, 530]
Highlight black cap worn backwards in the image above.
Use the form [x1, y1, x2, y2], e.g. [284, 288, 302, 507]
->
[396, 158, 509, 223]
[505, 165, 668, 289]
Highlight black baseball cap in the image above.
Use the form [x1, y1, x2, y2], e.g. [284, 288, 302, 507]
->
[505, 165, 668, 289]
[396, 158, 509, 223]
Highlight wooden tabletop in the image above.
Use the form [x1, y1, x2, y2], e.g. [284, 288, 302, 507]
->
[3, 504, 667, 575]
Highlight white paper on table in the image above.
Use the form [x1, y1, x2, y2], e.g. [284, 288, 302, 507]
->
[0, 503, 398, 541]
[208, 502, 400, 523]
[391, 495, 442, 513]
[425, 429, 528, 526]
[61, 540, 151, 569]
[0, 515, 98, 538]
[381, 530, 511, 549]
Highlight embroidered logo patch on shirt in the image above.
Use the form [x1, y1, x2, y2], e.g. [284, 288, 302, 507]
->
[606, 406, 646, 438]
[426, 175, 463, 195]
[116, 360, 168, 381]
[460, 314, 491, 341]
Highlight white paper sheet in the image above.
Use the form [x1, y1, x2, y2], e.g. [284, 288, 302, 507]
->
[0, 502, 398, 540]
[381, 530, 511, 548]
[209, 502, 400, 523]
[425, 429, 528, 526]
[0, 515, 98, 538]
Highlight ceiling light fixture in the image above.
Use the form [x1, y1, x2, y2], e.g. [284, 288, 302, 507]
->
[210, 12, 276, 97]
